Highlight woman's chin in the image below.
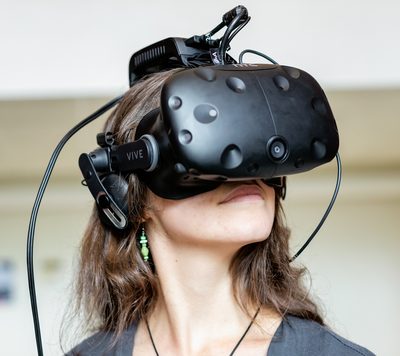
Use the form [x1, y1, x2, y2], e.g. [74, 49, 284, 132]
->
[210, 220, 273, 246]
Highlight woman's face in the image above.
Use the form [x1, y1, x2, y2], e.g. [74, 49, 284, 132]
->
[145, 180, 276, 248]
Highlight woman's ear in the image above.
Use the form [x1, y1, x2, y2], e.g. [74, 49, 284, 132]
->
[141, 190, 156, 222]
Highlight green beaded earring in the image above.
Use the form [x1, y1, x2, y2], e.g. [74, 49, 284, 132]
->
[139, 227, 149, 262]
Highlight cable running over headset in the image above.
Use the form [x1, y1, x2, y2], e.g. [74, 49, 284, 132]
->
[218, 6, 250, 63]
[27, 6, 341, 356]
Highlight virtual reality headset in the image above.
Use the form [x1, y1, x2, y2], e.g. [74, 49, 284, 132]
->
[78, 6, 339, 230]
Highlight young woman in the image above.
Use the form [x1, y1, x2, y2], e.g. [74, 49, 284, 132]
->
[66, 70, 374, 356]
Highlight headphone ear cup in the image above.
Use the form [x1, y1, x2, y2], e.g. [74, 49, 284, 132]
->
[97, 174, 129, 229]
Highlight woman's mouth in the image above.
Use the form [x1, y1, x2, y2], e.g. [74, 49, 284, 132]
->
[220, 185, 264, 204]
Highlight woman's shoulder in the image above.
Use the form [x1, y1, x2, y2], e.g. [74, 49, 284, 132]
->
[65, 323, 137, 356]
[269, 314, 375, 356]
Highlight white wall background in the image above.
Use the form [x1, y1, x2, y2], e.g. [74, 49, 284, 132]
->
[1, 1, 399, 355]
[1, 0, 400, 99]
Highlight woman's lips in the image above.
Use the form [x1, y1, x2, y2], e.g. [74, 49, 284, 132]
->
[220, 185, 264, 204]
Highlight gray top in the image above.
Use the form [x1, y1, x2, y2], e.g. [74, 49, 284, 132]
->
[66, 315, 375, 355]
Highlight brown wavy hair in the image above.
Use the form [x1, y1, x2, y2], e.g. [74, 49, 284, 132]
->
[68, 69, 323, 345]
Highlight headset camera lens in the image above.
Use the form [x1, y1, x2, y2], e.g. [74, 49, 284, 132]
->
[268, 137, 288, 161]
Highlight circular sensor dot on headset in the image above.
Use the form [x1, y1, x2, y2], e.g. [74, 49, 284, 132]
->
[312, 139, 327, 160]
[247, 163, 259, 173]
[178, 130, 192, 144]
[283, 66, 301, 79]
[226, 77, 246, 93]
[194, 104, 219, 123]
[295, 157, 305, 168]
[221, 144, 243, 169]
[194, 67, 217, 82]
[168, 96, 182, 110]
[174, 163, 188, 174]
[311, 97, 328, 116]
[273, 75, 290, 91]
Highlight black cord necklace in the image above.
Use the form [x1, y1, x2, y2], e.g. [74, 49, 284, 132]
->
[145, 308, 260, 356]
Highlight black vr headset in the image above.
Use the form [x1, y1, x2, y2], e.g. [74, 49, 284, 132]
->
[79, 5, 339, 231]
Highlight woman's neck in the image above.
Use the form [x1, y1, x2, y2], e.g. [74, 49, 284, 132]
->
[146, 230, 263, 355]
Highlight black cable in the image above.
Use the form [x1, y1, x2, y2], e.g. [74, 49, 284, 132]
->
[239, 49, 278, 65]
[219, 14, 245, 63]
[26, 94, 123, 356]
[227, 17, 251, 47]
[290, 153, 342, 262]
[228, 307, 260, 356]
[205, 21, 225, 38]
[219, 8, 248, 64]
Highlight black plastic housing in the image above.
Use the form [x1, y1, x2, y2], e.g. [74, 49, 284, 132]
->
[135, 64, 339, 199]
[129, 38, 214, 86]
